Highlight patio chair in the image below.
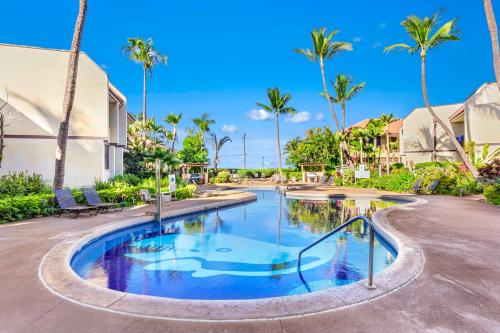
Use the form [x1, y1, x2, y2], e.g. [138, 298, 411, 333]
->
[191, 180, 222, 197]
[54, 188, 99, 219]
[81, 186, 124, 213]
[139, 189, 157, 204]
[411, 178, 424, 193]
[319, 175, 328, 184]
[426, 179, 440, 194]
[326, 175, 335, 186]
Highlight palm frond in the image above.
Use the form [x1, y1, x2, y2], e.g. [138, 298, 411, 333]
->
[327, 41, 353, 58]
[383, 43, 417, 54]
[428, 18, 460, 49]
[294, 48, 316, 61]
[256, 102, 273, 112]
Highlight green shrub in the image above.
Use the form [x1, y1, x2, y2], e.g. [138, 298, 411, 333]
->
[237, 169, 255, 178]
[414, 162, 478, 195]
[214, 170, 230, 183]
[371, 172, 416, 192]
[112, 173, 142, 186]
[0, 172, 51, 198]
[285, 171, 302, 181]
[174, 184, 195, 200]
[0, 194, 57, 223]
[483, 182, 500, 205]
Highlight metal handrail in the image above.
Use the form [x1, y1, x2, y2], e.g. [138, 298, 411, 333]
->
[297, 215, 377, 290]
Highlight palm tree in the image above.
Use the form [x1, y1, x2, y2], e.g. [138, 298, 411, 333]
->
[208, 132, 232, 175]
[143, 147, 180, 173]
[53, 0, 87, 189]
[331, 74, 365, 132]
[483, 0, 500, 91]
[164, 112, 182, 152]
[295, 27, 352, 132]
[256, 87, 296, 178]
[192, 113, 215, 142]
[379, 113, 396, 174]
[384, 12, 478, 177]
[123, 37, 167, 142]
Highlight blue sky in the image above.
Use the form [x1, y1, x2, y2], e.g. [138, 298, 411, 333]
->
[0, 0, 497, 168]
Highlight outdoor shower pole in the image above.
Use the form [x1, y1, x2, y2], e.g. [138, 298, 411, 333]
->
[365, 224, 376, 289]
[155, 158, 161, 223]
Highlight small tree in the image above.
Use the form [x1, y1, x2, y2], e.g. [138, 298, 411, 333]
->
[380, 113, 396, 174]
[208, 132, 232, 175]
[192, 113, 215, 142]
[164, 112, 182, 152]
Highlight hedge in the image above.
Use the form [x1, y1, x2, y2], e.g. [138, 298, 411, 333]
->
[0, 185, 195, 224]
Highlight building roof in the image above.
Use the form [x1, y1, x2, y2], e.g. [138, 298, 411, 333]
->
[347, 118, 402, 134]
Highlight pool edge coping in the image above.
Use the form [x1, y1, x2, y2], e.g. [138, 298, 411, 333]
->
[39, 190, 426, 322]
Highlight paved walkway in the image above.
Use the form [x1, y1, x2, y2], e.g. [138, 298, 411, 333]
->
[0, 191, 499, 332]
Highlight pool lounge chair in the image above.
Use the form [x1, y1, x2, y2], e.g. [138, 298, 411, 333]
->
[54, 188, 99, 219]
[319, 175, 328, 184]
[81, 186, 124, 213]
[139, 189, 157, 204]
[411, 178, 424, 193]
[191, 180, 223, 197]
[426, 179, 440, 194]
[326, 175, 335, 186]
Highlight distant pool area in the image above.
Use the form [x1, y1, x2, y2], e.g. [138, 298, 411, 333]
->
[71, 189, 399, 300]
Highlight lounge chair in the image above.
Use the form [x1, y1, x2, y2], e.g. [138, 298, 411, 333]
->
[326, 175, 335, 186]
[81, 186, 124, 213]
[54, 188, 99, 219]
[411, 178, 424, 193]
[319, 175, 328, 184]
[139, 189, 157, 204]
[426, 179, 440, 194]
[191, 180, 222, 197]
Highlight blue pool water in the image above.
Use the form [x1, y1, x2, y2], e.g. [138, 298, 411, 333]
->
[71, 189, 398, 300]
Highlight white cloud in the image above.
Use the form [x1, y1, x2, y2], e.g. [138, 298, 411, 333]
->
[353, 37, 361, 43]
[285, 111, 311, 124]
[316, 113, 325, 121]
[379, 22, 387, 29]
[247, 108, 272, 121]
[222, 124, 238, 133]
[100, 63, 109, 70]
[373, 42, 382, 49]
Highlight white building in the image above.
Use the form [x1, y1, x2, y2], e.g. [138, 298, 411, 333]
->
[400, 83, 500, 166]
[0, 43, 127, 187]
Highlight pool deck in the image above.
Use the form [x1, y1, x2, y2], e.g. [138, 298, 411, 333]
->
[1, 188, 499, 332]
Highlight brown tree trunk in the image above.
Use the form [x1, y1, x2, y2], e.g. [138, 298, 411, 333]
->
[171, 125, 177, 152]
[386, 126, 390, 174]
[420, 56, 479, 177]
[53, 0, 87, 189]
[483, 0, 500, 91]
[0, 113, 5, 168]
[142, 65, 147, 146]
[319, 59, 341, 132]
[275, 112, 283, 178]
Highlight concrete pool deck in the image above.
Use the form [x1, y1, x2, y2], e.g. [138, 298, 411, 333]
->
[0, 188, 499, 332]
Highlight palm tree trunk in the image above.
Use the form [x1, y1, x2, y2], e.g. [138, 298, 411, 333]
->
[319, 59, 341, 132]
[0, 113, 5, 168]
[341, 102, 346, 132]
[386, 126, 390, 175]
[142, 65, 147, 146]
[483, 0, 500, 91]
[420, 56, 478, 177]
[275, 112, 283, 178]
[171, 126, 177, 152]
[53, 0, 87, 189]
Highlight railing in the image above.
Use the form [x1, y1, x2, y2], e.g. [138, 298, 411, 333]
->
[297, 215, 377, 291]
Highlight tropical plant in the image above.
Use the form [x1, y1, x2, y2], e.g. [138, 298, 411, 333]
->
[53, 0, 87, 189]
[192, 113, 215, 142]
[384, 11, 478, 178]
[256, 87, 296, 177]
[164, 112, 182, 152]
[123, 37, 167, 141]
[379, 113, 396, 174]
[295, 27, 352, 132]
[331, 74, 365, 131]
[142, 147, 180, 173]
[177, 132, 209, 163]
[208, 132, 232, 175]
[483, 0, 500, 91]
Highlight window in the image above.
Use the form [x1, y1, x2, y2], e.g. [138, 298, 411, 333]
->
[104, 144, 110, 170]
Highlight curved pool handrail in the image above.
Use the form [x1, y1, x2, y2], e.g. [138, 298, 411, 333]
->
[297, 215, 377, 291]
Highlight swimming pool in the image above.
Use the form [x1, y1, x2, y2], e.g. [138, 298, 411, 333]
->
[71, 189, 398, 300]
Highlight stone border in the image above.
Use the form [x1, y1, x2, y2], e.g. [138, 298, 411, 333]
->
[39, 190, 425, 322]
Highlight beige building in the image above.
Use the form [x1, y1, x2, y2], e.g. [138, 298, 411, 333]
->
[0, 43, 127, 187]
[400, 83, 500, 166]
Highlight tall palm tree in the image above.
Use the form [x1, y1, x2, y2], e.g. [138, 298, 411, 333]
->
[123, 37, 167, 141]
[384, 12, 479, 177]
[208, 132, 232, 175]
[256, 87, 296, 178]
[164, 112, 182, 152]
[143, 147, 180, 173]
[53, 0, 87, 189]
[483, 0, 500, 91]
[192, 113, 215, 142]
[379, 113, 396, 174]
[331, 74, 365, 132]
[295, 27, 352, 132]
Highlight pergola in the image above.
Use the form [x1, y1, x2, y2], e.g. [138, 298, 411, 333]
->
[180, 162, 209, 184]
[299, 163, 326, 183]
